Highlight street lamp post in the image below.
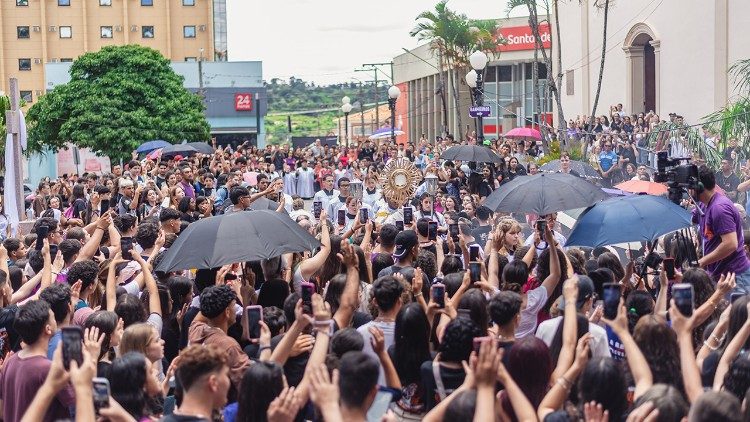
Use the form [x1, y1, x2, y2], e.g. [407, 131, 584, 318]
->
[466, 50, 488, 146]
[341, 96, 353, 147]
[387, 85, 401, 142]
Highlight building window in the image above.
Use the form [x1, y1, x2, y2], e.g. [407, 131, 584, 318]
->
[142, 26, 154, 38]
[100, 26, 113, 38]
[141, 0, 153, 5]
[185, 57, 197, 62]
[58, 0, 70, 6]
[183, 26, 196, 38]
[61, 58, 73, 62]
[100, 0, 111, 5]
[18, 59, 31, 71]
[17, 26, 30, 39]
[16, 0, 28, 5]
[183, 0, 194, 5]
[498, 66, 512, 82]
[20, 91, 32, 103]
[59, 26, 72, 38]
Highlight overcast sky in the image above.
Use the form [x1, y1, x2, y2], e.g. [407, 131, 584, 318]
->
[226, 0, 523, 85]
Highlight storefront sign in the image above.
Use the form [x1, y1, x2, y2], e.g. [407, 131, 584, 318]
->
[497, 24, 551, 52]
[234, 93, 253, 111]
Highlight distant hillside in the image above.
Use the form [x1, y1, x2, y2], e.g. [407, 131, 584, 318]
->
[264, 77, 387, 144]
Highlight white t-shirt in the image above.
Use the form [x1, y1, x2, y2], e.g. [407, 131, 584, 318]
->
[515, 286, 548, 339]
[357, 320, 395, 386]
[524, 231, 567, 256]
[535, 315, 611, 358]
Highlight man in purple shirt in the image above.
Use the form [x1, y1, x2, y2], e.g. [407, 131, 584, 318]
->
[693, 166, 750, 292]
[179, 165, 196, 199]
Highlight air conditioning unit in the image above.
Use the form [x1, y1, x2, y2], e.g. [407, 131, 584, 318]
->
[32, 26, 41, 32]
[115, 25, 122, 32]
[198, 25, 206, 32]
[48, 26, 57, 32]
[34, 58, 41, 64]
[130, 25, 138, 32]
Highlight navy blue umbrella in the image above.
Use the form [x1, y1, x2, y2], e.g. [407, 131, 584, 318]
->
[136, 140, 171, 154]
[565, 194, 694, 248]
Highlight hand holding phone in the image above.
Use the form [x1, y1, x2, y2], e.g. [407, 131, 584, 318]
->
[301, 282, 314, 315]
[602, 282, 620, 320]
[62, 326, 83, 370]
[93, 377, 110, 414]
[246, 305, 263, 339]
[120, 237, 133, 260]
[428, 221, 438, 241]
[36, 225, 49, 250]
[469, 261, 481, 283]
[431, 283, 445, 308]
[672, 283, 694, 317]
[337, 209, 346, 226]
[663, 258, 675, 279]
[313, 201, 322, 219]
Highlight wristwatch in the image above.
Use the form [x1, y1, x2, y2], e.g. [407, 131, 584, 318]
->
[313, 319, 335, 336]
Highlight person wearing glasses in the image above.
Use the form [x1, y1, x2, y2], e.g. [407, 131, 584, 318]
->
[599, 141, 619, 188]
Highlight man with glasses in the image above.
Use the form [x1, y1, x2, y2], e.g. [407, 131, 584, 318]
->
[524, 212, 568, 256]
[313, 174, 338, 214]
[326, 177, 351, 222]
[599, 141, 619, 188]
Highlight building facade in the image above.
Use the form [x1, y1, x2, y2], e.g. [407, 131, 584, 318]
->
[554, 0, 750, 124]
[0, 0, 226, 104]
[393, 16, 552, 143]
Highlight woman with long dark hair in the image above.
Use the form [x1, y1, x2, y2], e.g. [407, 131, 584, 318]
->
[229, 362, 285, 422]
[108, 352, 163, 419]
[84, 310, 124, 378]
[389, 303, 432, 417]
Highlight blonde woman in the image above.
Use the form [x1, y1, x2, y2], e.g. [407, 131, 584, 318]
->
[495, 218, 523, 259]
[120, 322, 173, 395]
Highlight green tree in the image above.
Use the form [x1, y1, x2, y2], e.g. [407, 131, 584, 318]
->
[705, 59, 750, 160]
[411, 1, 500, 138]
[26, 45, 209, 161]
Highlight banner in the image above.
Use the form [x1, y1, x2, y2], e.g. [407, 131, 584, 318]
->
[497, 24, 551, 52]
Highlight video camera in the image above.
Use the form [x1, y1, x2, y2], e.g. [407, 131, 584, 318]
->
[653, 151, 699, 204]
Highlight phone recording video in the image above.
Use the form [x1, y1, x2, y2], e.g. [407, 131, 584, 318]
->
[469, 261, 481, 283]
[337, 209, 346, 226]
[313, 201, 322, 219]
[396, 220, 405, 231]
[359, 208, 368, 224]
[469, 244, 480, 262]
[246, 305, 263, 339]
[120, 237, 133, 260]
[602, 282, 620, 320]
[36, 225, 49, 250]
[428, 221, 438, 241]
[93, 377, 110, 414]
[403, 207, 413, 226]
[62, 326, 83, 370]
[663, 257, 675, 279]
[449, 223, 459, 240]
[301, 282, 314, 315]
[431, 283, 445, 308]
[672, 283, 694, 317]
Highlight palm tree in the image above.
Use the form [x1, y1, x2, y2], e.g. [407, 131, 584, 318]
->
[588, 0, 610, 131]
[704, 59, 750, 160]
[411, 1, 499, 140]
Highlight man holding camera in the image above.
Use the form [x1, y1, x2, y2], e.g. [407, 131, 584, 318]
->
[693, 166, 750, 292]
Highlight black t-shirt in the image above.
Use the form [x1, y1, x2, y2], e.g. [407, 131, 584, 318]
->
[71, 198, 87, 219]
[420, 361, 466, 411]
[0, 304, 20, 358]
[472, 225, 492, 247]
[97, 360, 111, 379]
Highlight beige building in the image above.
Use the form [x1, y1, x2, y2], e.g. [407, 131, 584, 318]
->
[555, 0, 750, 124]
[0, 0, 227, 103]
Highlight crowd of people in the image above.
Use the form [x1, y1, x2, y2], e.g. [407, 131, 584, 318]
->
[0, 131, 748, 422]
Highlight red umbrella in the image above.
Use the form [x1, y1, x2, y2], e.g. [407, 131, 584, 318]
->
[504, 127, 542, 140]
[615, 180, 668, 195]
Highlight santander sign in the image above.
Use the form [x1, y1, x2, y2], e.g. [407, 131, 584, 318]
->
[497, 23, 551, 52]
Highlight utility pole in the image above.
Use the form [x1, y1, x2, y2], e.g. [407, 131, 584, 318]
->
[198, 48, 206, 101]
[359, 82, 365, 140]
[4, 78, 24, 223]
[360, 62, 392, 129]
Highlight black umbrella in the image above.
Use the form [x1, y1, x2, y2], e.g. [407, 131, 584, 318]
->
[248, 196, 287, 214]
[440, 145, 503, 164]
[484, 173, 607, 215]
[161, 143, 198, 157]
[539, 159, 602, 180]
[186, 142, 215, 154]
[156, 210, 320, 272]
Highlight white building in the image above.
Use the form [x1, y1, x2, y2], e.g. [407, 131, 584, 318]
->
[555, 0, 750, 124]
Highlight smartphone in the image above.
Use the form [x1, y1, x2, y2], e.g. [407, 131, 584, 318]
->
[403, 207, 413, 226]
[672, 283, 694, 317]
[337, 209, 346, 226]
[246, 305, 263, 339]
[36, 225, 49, 250]
[428, 221, 438, 241]
[366, 390, 394, 422]
[730, 292, 745, 304]
[359, 208, 368, 224]
[120, 237, 133, 260]
[62, 326, 83, 370]
[100, 200, 110, 216]
[469, 244, 480, 262]
[313, 201, 322, 219]
[663, 258, 675, 279]
[602, 282, 620, 320]
[49, 244, 59, 259]
[449, 223, 459, 240]
[92, 377, 110, 414]
[536, 219, 547, 232]
[301, 282, 314, 315]
[469, 261, 481, 283]
[431, 283, 445, 308]
[395, 220, 405, 231]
